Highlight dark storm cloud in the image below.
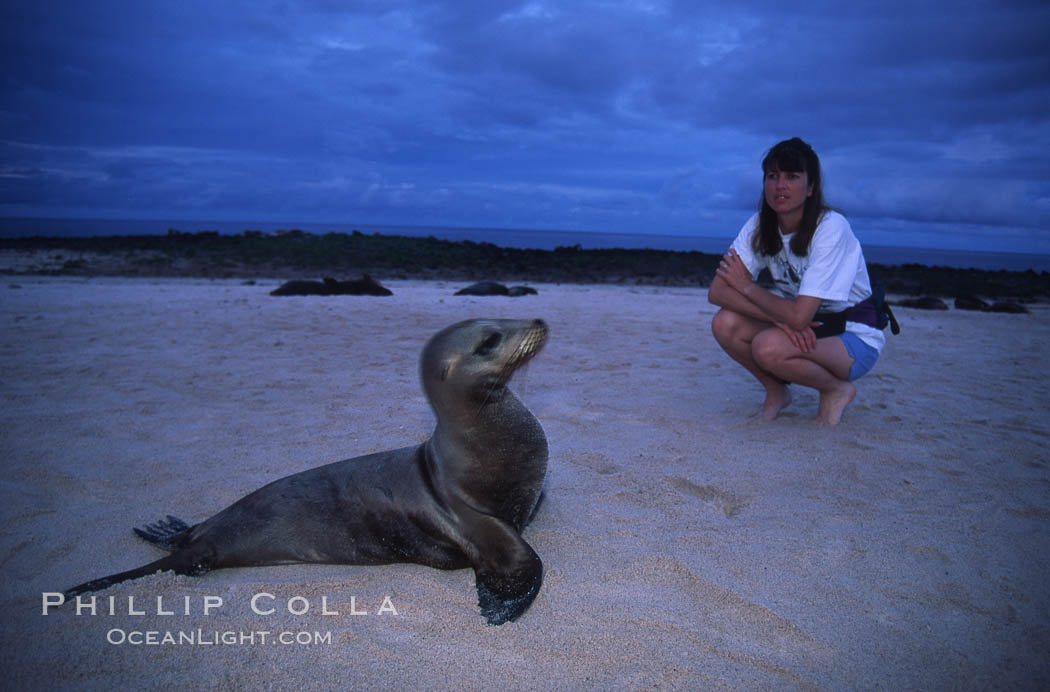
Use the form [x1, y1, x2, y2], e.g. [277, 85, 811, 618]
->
[2, 0, 1048, 250]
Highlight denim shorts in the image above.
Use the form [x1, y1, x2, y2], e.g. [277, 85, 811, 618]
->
[840, 331, 879, 381]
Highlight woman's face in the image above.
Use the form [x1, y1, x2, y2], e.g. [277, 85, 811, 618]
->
[763, 166, 813, 221]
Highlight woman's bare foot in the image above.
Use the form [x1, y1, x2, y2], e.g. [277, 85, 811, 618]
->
[815, 381, 856, 426]
[755, 383, 792, 421]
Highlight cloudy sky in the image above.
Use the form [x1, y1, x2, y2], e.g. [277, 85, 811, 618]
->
[2, 0, 1049, 252]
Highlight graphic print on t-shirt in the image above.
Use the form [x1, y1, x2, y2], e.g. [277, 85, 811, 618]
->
[767, 252, 806, 300]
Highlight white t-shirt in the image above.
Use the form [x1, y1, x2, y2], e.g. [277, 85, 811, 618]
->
[729, 211, 886, 352]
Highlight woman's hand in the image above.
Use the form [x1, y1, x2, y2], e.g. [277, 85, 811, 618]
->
[775, 321, 817, 353]
[715, 249, 754, 294]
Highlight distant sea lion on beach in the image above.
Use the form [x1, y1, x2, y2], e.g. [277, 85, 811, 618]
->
[953, 295, 1028, 313]
[955, 294, 990, 311]
[61, 318, 550, 625]
[894, 296, 948, 310]
[455, 281, 538, 296]
[270, 275, 393, 296]
[988, 301, 1029, 314]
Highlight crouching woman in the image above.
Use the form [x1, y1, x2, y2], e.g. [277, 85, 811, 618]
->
[709, 137, 885, 426]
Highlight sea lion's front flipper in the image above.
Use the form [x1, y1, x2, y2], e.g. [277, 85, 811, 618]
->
[465, 515, 543, 625]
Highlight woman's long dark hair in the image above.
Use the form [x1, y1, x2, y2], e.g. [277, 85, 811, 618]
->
[752, 137, 830, 257]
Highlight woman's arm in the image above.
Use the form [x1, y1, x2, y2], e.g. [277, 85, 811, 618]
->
[715, 249, 822, 331]
[708, 273, 777, 322]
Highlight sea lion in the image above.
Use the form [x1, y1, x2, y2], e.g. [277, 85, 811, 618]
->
[988, 301, 1029, 314]
[455, 282, 538, 297]
[62, 318, 550, 625]
[455, 281, 511, 296]
[270, 275, 393, 296]
[954, 294, 990, 311]
[894, 296, 949, 310]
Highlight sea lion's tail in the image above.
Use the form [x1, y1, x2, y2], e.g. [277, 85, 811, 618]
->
[63, 527, 213, 600]
[62, 554, 187, 600]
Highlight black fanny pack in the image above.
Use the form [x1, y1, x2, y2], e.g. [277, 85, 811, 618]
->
[813, 297, 879, 338]
[812, 281, 900, 339]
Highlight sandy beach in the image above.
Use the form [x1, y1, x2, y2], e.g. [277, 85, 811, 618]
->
[2, 276, 1049, 690]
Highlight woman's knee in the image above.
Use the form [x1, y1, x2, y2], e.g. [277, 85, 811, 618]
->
[751, 329, 790, 369]
[711, 309, 744, 340]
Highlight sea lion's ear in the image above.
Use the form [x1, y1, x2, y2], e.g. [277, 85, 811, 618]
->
[441, 365, 450, 382]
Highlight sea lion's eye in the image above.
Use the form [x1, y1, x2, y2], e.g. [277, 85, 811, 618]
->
[474, 333, 502, 356]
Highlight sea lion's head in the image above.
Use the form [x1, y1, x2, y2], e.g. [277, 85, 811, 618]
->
[421, 318, 548, 406]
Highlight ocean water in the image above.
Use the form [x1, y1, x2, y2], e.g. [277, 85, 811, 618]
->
[2, 216, 1048, 273]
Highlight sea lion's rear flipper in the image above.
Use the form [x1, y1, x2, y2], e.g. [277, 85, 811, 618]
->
[133, 515, 192, 550]
[63, 543, 215, 600]
[465, 516, 543, 626]
[63, 554, 186, 600]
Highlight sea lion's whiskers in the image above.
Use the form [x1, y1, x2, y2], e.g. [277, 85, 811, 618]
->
[516, 362, 532, 399]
